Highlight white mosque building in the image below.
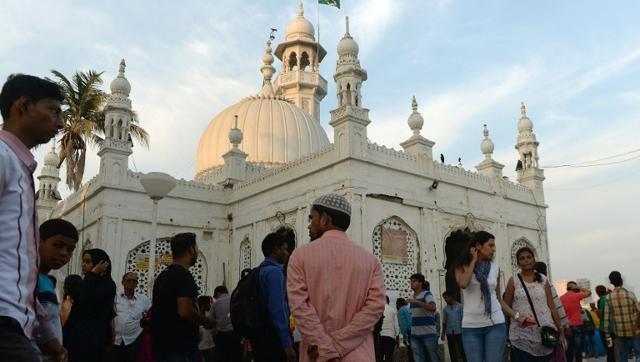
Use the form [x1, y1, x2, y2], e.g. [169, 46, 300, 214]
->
[37, 3, 549, 302]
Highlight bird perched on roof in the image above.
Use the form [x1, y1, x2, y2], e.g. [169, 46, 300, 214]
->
[440, 153, 445, 163]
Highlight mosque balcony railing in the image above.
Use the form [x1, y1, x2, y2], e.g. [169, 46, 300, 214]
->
[274, 70, 328, 90]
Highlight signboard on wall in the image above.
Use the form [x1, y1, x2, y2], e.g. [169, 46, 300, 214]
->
[381, 227, 408, 264]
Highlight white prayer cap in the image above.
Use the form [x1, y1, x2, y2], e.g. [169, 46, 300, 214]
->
[311, 193, 351, 217]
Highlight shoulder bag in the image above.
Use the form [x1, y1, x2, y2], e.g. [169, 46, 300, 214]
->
[517, 274, 560, 348]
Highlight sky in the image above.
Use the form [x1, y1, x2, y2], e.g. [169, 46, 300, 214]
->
[2, 0, 639, 292]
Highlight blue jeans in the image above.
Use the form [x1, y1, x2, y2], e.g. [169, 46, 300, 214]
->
[461, 323, 506, 362]
[411, 334, 440, 362]
[615, 336, 636, 362]
[634, 334, 640, 362]
[566, 326, 584, 362]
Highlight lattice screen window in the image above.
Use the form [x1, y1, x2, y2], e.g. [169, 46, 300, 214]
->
[372, 217, 419, 297]
[126, 238, 207, 296]
[239, 238, 252, 273]
[511, 239, 536, 276]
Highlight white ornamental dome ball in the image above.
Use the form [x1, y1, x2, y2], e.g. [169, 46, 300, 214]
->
[337, 35, 359, 57]
[407, 111, 424, 131]
[481, 137, 494, 155]
[110, 76, 131, 96]
[229, 127, 243, 145]
[286, 16, 315, 41]
[196, 96, 329, 176]
[518, 115, 533, 133]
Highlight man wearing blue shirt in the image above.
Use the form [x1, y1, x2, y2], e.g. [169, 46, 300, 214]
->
[253, 230, 296, 362]
[408, 273, 440, 362]
[441, 291, 466, 362]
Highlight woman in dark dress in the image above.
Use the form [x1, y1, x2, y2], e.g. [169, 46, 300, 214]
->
[63, 248, 117, 362]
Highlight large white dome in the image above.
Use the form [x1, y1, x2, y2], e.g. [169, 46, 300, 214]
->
[196, 95, 330, 176]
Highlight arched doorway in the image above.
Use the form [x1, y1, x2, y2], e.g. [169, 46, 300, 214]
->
[444, 228, 472, 303]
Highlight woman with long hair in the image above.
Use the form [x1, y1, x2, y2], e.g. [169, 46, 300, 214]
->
[504, 247, 564, 361]
[60, 274, 83, 327]
[63, 249, 116, 361]
[451, 231, 517, 362]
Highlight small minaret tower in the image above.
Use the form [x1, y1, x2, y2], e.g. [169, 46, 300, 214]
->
[330, 16, 371, 158]
[98, 59, 134, 185]
[220, 115, 248, 187]
[475, 124, 504, 178]
[273, 0, 328, 121]
[400, 96, 435, 160]
[515, 102, 545, 189]
[36, 142, 62, 220]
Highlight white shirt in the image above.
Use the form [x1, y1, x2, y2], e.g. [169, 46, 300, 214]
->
[198, 325, 215, 350]
[0, 131, 55, 343]
[380, 304, 399, 338]
[461, 261, 505, 328]
[113, 291, 151, 345]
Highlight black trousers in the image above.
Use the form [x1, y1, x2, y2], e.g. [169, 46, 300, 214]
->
[106, 333, 143, 362]
[251, 333, 286, 362]
[0, 317, 40, 362]
[214, 331, 243, 362]
[380, 336, 396, 361]
[446, 333, 467, 362]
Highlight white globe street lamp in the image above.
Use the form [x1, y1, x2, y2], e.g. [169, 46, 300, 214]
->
[140, 172, 176, 294]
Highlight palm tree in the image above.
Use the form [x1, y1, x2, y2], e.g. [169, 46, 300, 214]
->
[52, 69, 149, 191]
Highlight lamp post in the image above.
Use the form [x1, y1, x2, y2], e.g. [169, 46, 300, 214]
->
[140, 172, 176, 294]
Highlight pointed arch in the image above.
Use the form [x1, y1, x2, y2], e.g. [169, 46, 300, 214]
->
[300, 52, 310, 71]
[372, 216, 420, 297]
[288, 52, 298, 71]
[239, 237, 252, 274]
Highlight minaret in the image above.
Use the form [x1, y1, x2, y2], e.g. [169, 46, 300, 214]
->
[329, 16, 371, 158]
[36, 142, 62, 220]
[475, 124, 504, 178]
[273, 0, 328, 121]
[220, 115, 248, 187]
[400, 96, 435, 160]
[515, 102, 545, 190]
[98, 59, 134, 185]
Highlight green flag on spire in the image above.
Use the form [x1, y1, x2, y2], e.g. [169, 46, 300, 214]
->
[319, 0, 340, 8]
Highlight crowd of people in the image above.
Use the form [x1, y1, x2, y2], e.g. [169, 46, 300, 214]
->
[1, 73, 639, 362]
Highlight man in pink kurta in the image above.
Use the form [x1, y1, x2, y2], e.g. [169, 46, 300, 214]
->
[287, 193, 386, 361]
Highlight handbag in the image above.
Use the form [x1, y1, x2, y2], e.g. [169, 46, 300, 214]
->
[517, 274, 561, 348]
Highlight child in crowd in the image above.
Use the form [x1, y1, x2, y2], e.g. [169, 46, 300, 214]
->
[35, 219, 79, 360]
[198, 296, 215, 362]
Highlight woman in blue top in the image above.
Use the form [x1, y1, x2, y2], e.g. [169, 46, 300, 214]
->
[452, 231, 518, 362]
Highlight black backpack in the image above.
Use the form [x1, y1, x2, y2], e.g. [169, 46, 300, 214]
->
[230, 266, 268, 338]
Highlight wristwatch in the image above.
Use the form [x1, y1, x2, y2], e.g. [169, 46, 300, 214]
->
[514, 312, 520, 320]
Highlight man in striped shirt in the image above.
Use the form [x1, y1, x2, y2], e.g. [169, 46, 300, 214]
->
[0, 74, 65, 361]
[408, 273, 440, 362]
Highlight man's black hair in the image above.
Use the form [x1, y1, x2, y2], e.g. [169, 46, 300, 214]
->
[197, 295, 212, 305]
[533, 261, 548, 276]
[261, 231, 288, 257]
[171, 232, 196, 258]
[214, 285, 228, 296]
[609, 271, 623, 287]
[0, 74, 65, 120]
[274, 226, 296, 254]
[39, 218, 79, 242]
[311, 204, 350, 231]
[442, 291, 452, 298]
[595, 285, 608, 297]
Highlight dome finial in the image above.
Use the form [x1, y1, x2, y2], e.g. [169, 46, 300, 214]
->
[229, 115, 243, 148]
[345, 16, 350, 36]
[259, 30, 276, 97]
[407, 96, 424, 136]
[298, 0, 304, 17]
[119, 59, 126, 77]
[480, 123, 495, 158]
[520, 101, 526, 116]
